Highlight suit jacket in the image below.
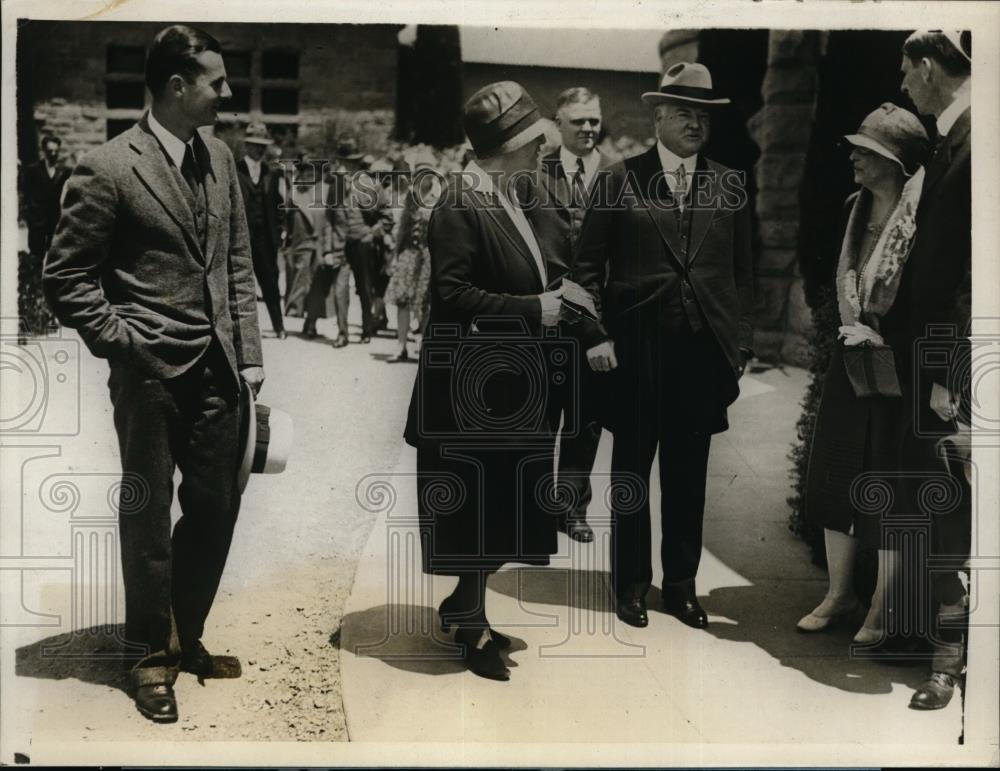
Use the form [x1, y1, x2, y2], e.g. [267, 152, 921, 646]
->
[403, 174, 550, 448]
[573, 145, 754, 374]
[882, 107, 971, 393]
[24, 160, 71, 256]
[43, 115, 262, 387]
[236, 156, 283, 256]
[526, 149, 611, 284]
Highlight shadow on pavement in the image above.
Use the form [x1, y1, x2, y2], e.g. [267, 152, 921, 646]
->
[338, 603, 530, 676]
[15, 624, 143, 693]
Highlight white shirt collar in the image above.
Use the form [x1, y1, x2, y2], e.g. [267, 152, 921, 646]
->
[656, 141, 697, 176]
[936, 80, 971, 139]
[244, 155, 263, 183]
[559, 146, 600, 186]
[464, 161, 547, 286]
[148, 109, 194, 169]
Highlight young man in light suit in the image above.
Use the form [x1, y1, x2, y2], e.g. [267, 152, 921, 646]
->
[44, 24, 264, 723]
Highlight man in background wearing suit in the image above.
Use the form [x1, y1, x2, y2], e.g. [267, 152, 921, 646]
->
[528, 87, 608, 543]
[237, 122, 286, 339]
[894, 29, 972, 712]
[24, 133, 71, 259]
[573, 63, 754, 630]
[44, 24, 264, 724]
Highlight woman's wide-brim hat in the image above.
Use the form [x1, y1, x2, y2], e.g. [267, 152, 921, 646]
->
[641, 62, 730, 106]
[843, 102, 929, 177]
[237, 380, 293, 493]
[463, 81, 547, 158]
[244, 122, 274, 145]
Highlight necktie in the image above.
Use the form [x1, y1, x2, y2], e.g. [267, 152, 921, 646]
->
[675, 163, 688, 212]
[573, 156, 588, 206]
[181, 143, 201, 198]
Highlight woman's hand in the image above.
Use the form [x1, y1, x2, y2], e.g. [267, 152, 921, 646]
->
[838, 323, 884, 347]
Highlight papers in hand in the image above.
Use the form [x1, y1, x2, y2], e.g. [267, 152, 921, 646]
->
[558, 278, 598, 322]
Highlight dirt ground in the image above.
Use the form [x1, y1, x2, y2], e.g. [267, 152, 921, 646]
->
[7, 308, 417, 745]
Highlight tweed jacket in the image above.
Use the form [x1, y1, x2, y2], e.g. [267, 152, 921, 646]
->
[43, 115, 262, 387]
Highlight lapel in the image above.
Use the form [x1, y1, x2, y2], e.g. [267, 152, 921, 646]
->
[194, 133, 222, 270]
[541, 152, 573, 211]
[128, 117, 206, 264]
[921, 107, 969, 198]
[475, 189, 544, 289]
[633, 146, 687, 267]
[686, 156, 721, 266]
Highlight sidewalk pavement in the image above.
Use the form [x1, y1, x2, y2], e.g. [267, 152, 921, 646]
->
[339, 364, 963, 746]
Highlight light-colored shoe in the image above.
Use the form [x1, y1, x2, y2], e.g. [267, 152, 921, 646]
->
[852, 626, 883, 644]
[796, 600, 859, 633]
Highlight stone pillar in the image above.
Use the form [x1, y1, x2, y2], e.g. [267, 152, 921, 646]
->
[748, 31, 826, 366]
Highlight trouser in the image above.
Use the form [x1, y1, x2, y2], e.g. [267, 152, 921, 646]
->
[108, 339, 242, 683]
[305, 263, 350, 336]
[346, 240, 374, 336]
[250, 237, 284, 333]
[550, 404, 602, 523]
[610, 419, 712, 599]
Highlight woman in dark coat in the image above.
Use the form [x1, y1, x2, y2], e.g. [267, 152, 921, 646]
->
[403, 82, 565, 681]
[799, 104, 929, 643]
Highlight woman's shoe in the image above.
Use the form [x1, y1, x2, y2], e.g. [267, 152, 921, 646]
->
[796, 599, 859, 633]
[332, 334, 348, 348]
[455, 628, 510, 682]
[852, 626, 884, 644]
[387, 348, 409, 363]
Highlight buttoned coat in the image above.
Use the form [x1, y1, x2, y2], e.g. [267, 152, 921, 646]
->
[43, 116, 262, 389]
[572, 145, 754, 432]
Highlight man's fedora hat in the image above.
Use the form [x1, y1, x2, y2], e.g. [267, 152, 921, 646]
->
[463, 81, 547, 158]
[237, 380, 293, 493]
[843, 102, 929, 177]
[641, 62, 731, 107]
[244, 122, 274, 145]
[337, 138, 364, 161]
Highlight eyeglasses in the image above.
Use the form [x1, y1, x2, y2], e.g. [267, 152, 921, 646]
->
[568, 118, 601, 128]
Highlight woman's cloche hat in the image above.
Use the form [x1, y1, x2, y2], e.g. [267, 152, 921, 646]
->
[641, 62, 730, 107]
[843, 102, 929, 177]
[237, 380, 293, 493]
[463, 81, 547, 159]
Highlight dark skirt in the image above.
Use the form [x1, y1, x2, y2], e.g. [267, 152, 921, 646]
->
[416, 443, 558, 575]
[805, 344, 904, 550]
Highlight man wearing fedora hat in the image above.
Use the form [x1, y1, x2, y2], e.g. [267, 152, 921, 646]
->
[237, 122, 286, 339]
[404, 81, 567, 681]
[573, 62, 754, 629]
[43, 24, 263, 723]
[892, 30, 972, 711]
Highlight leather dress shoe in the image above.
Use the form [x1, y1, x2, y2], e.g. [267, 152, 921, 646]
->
[909, 672, 958, 710]
[276, 329, 288, 340]
[133, 683, 178, 723]
[559, 518, 594, 543]
[180, 640, 213, 677]
[332, 334, 348, 348]
[662, 587, 708, 629]
[360, 334, 371, 344]
[616, 597, 649, 628]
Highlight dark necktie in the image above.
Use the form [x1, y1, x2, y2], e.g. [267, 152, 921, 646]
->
[181, 143, 201, 198]
[573, 156, 587, 205]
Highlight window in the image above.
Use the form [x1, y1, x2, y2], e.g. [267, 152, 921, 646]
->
[106, 45, 145, 74]
[261, 87, 299, 115]
[261, 50, 299, 79]
[106, 82, 146, 110]
[223, 50, 252, 78]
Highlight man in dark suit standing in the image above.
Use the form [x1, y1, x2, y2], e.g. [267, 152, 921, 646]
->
[24, 133, 71, 258]
[573, 63, 754, 629]
[894, 29, 972, 711]
[527, 87, 609, 543]
[236, 122, 286, 339]
[43, 25, 263, 724]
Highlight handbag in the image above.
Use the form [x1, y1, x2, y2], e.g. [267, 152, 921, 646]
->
[842, 341, 902, 398]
